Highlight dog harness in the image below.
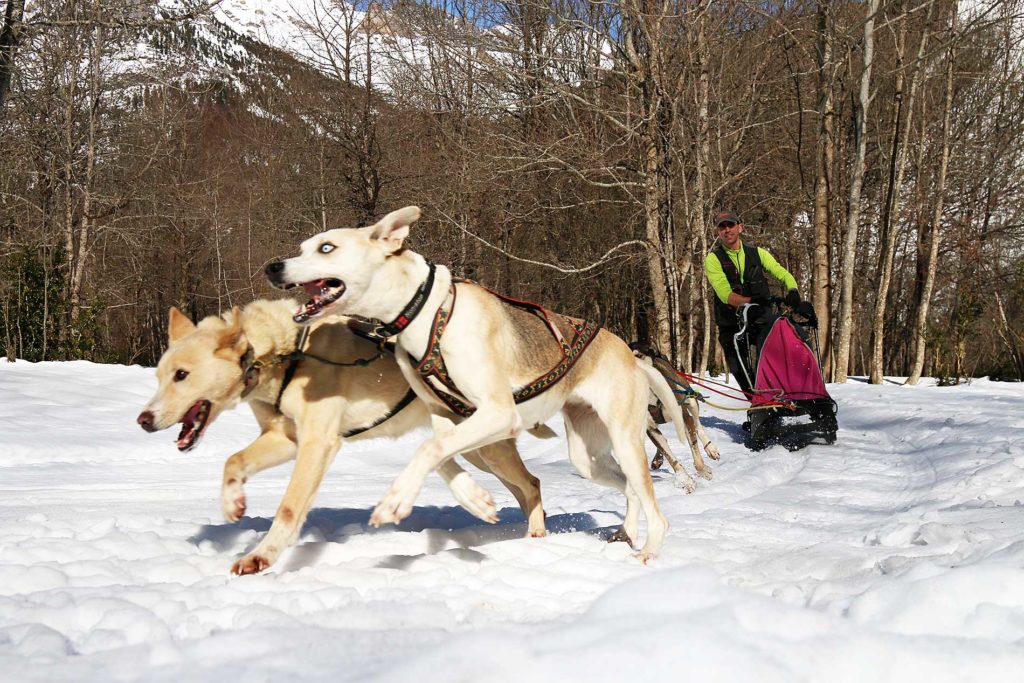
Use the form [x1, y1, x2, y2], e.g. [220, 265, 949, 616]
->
[239, 328, 311, 408]
[412, 280, 601, 418]
[241, 327, 416, 435]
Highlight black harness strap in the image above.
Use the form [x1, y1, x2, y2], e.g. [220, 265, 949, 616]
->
[243, 324, 387, 413]
[241, 323, 413, 435]
[341, 389, 417, 438]
[240, 328, 310, 407]
[275, 358, 300, 411]
[274, 327, 310, 411]
[374, 262, 437, 337]
[345, 318, 400, 356]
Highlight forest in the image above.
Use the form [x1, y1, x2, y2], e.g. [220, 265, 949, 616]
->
[1, 0, 1022, 383]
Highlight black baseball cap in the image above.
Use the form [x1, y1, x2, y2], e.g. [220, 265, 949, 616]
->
[715, 211, 741, 227]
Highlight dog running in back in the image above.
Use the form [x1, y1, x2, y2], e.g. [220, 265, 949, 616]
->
[629, 342, 721, 476]
[264, 206, 719, 561]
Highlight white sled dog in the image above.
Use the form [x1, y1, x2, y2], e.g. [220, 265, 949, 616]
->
[137, 299, 546, 575]
[265, 206, 717, 560]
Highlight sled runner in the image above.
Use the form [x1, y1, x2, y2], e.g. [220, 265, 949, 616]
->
[734, 300, 838, 451]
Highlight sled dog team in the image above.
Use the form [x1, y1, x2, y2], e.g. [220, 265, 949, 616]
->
[139, 207, 722, 574]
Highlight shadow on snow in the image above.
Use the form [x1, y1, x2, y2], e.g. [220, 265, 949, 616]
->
[188, 506, 617, 572]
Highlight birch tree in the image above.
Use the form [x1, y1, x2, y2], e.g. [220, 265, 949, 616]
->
[834, 0, 879, 383]
[907, 4, 958, 385]
[811, 0, 836, 380]
[869, 0, 934, 384]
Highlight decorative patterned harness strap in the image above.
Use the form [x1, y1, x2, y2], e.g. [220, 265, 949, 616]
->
[414, 281, 601, 418]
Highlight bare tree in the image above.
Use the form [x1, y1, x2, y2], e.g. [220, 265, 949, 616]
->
[834, 0, 879, 383]
[907, 4, 958, 385]
[869, 0, 934, 384]
[0, 0, 24, 113]
[812, 0, 836, 380]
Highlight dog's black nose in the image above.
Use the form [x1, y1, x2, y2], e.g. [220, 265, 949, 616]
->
[137, 410, 157, 432]
[265, 260, 288, 287]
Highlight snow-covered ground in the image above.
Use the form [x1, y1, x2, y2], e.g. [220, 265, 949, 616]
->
[1, 359, 1023, 681]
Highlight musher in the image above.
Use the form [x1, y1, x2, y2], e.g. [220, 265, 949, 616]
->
[704, 210, 804, 397]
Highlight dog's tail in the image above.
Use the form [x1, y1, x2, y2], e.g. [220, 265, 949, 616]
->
[636, 359, 693, 453]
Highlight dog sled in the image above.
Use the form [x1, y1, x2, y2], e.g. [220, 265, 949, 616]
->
[733, 300, 838, 451]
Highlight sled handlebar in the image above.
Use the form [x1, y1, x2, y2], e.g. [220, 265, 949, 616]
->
[743, 296, 819, 328]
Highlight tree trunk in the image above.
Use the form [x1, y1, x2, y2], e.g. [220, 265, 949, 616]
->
[0, 0, 24, 114]
[870, 0, 933, 384]
[994, 294, 1024, 379]
[60, 61, 79, 352]
[642, 126, 677, 357]
[69, 25, 104, 333]
[907, 7, 958, 385]
[834, 0, 879, 383]
[694, 4, 712, 375]
[624, 2, 678, 358]
[812, 1, 836, 380]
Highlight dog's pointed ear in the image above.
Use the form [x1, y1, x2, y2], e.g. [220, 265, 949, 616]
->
[217, 306, 247, 357]
[168, 307, 196, 343]
[370, 206, 420, 254]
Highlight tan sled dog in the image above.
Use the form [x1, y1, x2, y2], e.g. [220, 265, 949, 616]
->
[265, 207, 714, 561]
[137, 299, 546, 574]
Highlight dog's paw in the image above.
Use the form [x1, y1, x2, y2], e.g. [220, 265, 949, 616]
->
[370, 488, 414, 527]
[447, 472, 498, 524]
[705, 443, 722, 461]
[673, 472, 697, 493]
[231, 553, 272, 576]
[633, 551, 657, 565]
[696, 465, 713, 481]
[221, 491, 246, 522]
[370, 466, 434, 526]
[221, 477, 247, 522]
[606, 526, 634, 545]
[527, 528, 547, 538]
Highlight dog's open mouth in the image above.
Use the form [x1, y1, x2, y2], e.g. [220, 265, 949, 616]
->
[294, 278, 345, 323]
[176, 400, 211, 452]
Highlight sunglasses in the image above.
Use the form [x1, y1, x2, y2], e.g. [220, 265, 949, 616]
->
[717, 222, 737, 230]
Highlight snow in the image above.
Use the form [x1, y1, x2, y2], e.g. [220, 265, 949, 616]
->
[1, 358, 1023, 681]
[210, 0, 411, 91]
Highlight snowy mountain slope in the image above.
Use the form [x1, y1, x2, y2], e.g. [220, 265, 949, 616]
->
[1, 359, 1022, 681]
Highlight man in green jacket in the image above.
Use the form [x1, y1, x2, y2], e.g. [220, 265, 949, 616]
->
[704, 210, 801, 396]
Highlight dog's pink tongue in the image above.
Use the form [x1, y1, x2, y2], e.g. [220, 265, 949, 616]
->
[302, 280, 328, 296]
[176, 402, 205, 449]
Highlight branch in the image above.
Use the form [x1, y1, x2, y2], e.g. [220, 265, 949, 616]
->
[433, 207, 650, 274]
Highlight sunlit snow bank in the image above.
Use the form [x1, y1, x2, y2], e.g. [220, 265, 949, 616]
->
[1, 359, 1022, 681]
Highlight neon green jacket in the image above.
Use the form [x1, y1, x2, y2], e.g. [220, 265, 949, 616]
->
[704, 242, 798, 305]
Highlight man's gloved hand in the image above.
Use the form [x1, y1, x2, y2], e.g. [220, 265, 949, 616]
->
[795, 301, 816, 320]
[784, 289, 801, 309]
